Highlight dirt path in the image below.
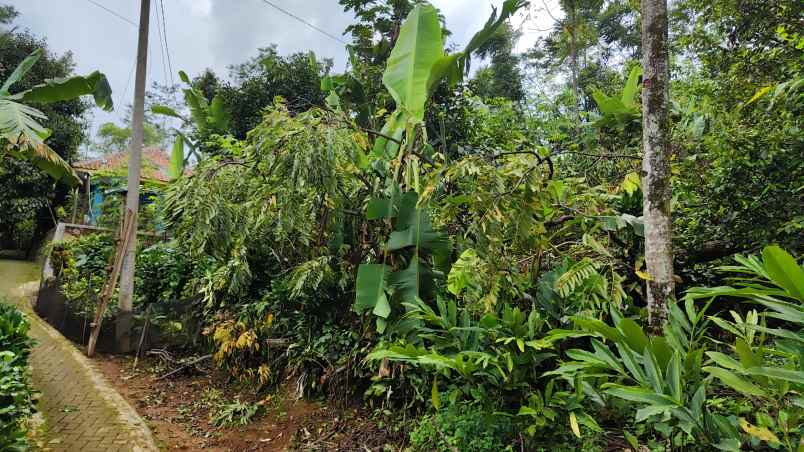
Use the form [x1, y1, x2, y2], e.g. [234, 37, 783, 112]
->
[0, 259, 159, 452]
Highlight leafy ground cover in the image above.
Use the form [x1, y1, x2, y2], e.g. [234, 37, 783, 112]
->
[0, 300, 37, 451]
[6, 0, 801, 450]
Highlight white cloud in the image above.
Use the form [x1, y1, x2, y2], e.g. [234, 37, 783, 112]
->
[9, 0, 559, 131]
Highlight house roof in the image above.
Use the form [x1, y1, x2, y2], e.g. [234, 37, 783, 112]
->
[73, 147, 174, 183]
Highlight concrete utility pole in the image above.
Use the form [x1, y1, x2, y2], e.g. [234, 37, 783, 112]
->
[641, 0, 674, 331]
[117, 0, 150, 353]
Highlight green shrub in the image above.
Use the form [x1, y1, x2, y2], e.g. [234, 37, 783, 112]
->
[55, 234, 191, 317]
[408, 402, 515, 452]
[210, 400, 261, 427]
[552, 246, 804, 450]
[0, 301, 36, 450]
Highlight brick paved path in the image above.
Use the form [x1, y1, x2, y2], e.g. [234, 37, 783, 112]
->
[0, 260, 159, 452]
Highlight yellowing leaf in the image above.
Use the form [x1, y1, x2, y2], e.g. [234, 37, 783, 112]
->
[635, 270, 654, 281]
[745, 85, 773, 106]
[569, 412, 581, 438]
[740, 418, 780, 444]
[621, 171, 641, 195]
[431, 376, 441, 410]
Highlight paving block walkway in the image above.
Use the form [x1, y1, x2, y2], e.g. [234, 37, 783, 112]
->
[0, 260, 159, 452]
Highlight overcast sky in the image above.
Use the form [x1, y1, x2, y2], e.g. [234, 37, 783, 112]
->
[10, 0, 560, 131]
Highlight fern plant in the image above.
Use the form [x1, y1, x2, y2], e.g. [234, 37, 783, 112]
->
[554, 258, 601, 299]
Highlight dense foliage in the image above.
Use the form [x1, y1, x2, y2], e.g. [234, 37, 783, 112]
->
[0, 301, 36, 450]
[0, 9, 86, 251]
[39, 0, 804, 449]
[0, 7, 112, 253]
[53, 234, 192, 350]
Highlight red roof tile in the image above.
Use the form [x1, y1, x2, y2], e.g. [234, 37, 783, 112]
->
[74, 147, 174, 182]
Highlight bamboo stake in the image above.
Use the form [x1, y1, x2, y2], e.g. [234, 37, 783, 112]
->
[87, 209, 136, 357]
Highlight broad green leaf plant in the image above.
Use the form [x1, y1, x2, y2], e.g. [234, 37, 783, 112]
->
[0, 49, 113, 185]
[591, 65, 642, 129]
[685, 246, 804, 451]
[354, 0, 527, 332]
[152, 70, 232, 180]
[555, 246, 803, 450]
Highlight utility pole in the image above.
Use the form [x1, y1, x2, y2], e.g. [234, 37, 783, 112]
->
[117, 0, 150, 353]
[641, 0, 673, 331]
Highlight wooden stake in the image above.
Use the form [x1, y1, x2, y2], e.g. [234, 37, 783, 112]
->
[87, 209, 136, 357]
[133, 303, 152, 370]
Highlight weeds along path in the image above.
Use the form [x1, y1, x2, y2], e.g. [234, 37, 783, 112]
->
[0, 259, 159, 452]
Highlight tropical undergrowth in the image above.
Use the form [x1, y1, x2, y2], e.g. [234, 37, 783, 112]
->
[50, 1, 804, 450]
[0, 300, 37, 451]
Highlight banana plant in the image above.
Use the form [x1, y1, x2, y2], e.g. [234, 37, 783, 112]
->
[356, 190, 450, 333]
[591, 65, 642, 129]
[0, 49, 113, 185]
[151, 70, 232, 180]
[371, 0, 526, 160]
[354, 1, 527, 331]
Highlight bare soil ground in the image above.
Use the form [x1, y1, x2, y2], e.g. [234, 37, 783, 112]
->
[93, 353, 406, 451]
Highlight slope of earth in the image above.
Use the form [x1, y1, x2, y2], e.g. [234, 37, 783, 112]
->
[93, 353, 408, 451]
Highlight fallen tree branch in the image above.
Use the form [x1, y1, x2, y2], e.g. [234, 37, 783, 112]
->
[155, 354, 212, 381]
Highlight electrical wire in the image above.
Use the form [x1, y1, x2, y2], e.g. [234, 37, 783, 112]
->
[153, 2, 169, 87]
[80, 0, 137, 110]
[118, 60, 136, 118]
[158, 0, 175, 86]
[255, 0, 347, 45]
[83, 0, 136, 27]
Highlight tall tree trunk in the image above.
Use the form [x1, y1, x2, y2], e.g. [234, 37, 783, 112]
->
[641, 0, 673, 330]
[569, 4, 580, 132]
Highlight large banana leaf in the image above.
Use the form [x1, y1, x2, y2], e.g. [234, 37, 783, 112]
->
[387, 192, 450, 263]
[371, 110, 406, 159]
[621, 66, 643, 110]
[425, 0, 528, 93]
[355, 263, 390, 316]
[458, 0, 528, 75]
[0, 99, 48, 143]
[0, 50, 114, 185]
[382, 4, 444, 122]
[151, 104, 185, 120]
[13, 71, 113, 111]
[0, 49, 41, 95]
[373, 1, 526, 163]
[388, 256, 434, 304]
[592, 65, 643, 128]
[0, 100, 79, 185]
[169, 136, 185, 181]
[6, 136, 79, 184]
[207, 95, 231, 132]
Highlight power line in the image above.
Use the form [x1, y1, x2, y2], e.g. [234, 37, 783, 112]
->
[158, 0, 175, 86]
[80, 0, 138, 111]
[256, 0, 347, 45]
[153, 2, 169, 87]
[118, 60, 136, 114]
[83, 0, 137, 27]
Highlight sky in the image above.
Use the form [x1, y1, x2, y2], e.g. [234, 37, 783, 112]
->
[10, 0, 560, 132]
